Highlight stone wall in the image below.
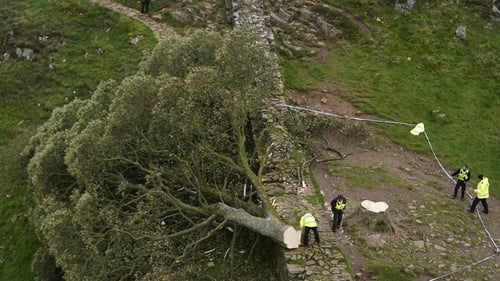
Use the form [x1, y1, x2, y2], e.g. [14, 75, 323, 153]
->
[227, 1, 352, 280]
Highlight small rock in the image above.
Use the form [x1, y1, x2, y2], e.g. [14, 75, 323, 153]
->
[413, 240, 425, 248]
[434, 244, 446, 251]
[10, 214, 18, 223]
[130, 35, 143, 45]
[287, 263, 305, 274]
[455, 26, 467, 40]
[306, 260, 316, 266]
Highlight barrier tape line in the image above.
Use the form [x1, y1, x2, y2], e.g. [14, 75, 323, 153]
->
[275, 103, 416, 126]
[428, 254, 498, 281]
[422, 132, 500, 280]
[275, 103, 499, 280]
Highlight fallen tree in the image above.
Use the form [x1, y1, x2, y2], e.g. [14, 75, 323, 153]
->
[24, 29, 297, 281]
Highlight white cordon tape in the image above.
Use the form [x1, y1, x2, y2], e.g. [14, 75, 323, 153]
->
[275, 103, 500, 280]
[428, 254, 498, 281]
[276, 103, 416, 126]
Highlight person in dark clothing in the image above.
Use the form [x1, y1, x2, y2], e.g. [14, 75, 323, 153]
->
[141, 0, 151, 13]
[451, 164, 471, 200]
[330, 194, 346, 232]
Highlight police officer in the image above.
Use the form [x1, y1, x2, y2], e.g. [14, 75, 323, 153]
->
[330, 194, 346, 232]
[451, 164, 471, 200]
[299, 213, 320, 245]
[469, 174, 489, 214]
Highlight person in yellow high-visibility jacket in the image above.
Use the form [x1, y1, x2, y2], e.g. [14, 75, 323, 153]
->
[451, 164, 471, 200]
[330, 194, 347, 233]
[299, 213, 320, 246]
[469, 174, 489, 214]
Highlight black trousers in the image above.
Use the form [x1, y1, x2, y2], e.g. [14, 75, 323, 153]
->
[470, 197, 488, 213]
[141, 0, 151, 13]
[302, 226, 320, 245]
[332, 210, 343, 232]
[453, 180, 466, 198]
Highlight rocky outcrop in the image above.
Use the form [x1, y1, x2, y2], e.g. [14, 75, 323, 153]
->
[226, 0, 373, 58]
[493, 0, 500, 21]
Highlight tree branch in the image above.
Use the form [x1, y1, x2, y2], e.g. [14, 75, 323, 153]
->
[170, 218, 228, 267]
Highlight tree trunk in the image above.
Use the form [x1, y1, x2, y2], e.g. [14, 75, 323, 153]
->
[208, 203, 301, 249]
[359, 200, 394, 233]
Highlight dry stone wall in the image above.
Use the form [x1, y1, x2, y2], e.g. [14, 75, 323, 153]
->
[228, 1, 352, 280]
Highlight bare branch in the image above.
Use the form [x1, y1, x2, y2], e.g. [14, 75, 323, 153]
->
[164, 215, 216, 239]
[171, 218, 228, 267]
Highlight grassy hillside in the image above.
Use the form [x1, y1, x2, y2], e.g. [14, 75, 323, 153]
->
[0, 0, 156, 279]
[1, 0, 498, 279]
[282, 1, 499, 194]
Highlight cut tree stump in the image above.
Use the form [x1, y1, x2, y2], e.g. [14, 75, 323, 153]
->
[358, 200, 394, 233]
[361, 200, 388, 213]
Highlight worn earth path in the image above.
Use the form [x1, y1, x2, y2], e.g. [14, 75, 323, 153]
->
[290, 90, 500, 281]
[89, 0, 174, 40]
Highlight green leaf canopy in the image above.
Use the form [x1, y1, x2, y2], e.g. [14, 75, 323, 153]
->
[25, 28, 280, 281]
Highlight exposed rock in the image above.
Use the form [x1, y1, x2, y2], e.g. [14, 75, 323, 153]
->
[130, 35, 143, 45]
[15, 47, 35, 61]
[395, 0, 416, 14]
[287, 263, 306, 274]
[434, 244, 446, 251]
[414, 240, 425, 248]
[316, 17, 338, 36]
[455, 25, 467, 40]
[493, 0, 500, 21]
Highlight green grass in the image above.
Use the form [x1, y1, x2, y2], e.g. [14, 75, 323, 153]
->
[307, 167, 326, 206]
[287, 258, 307, 267]
[280, 59, 326, 91]
[0, 131, 40, 280]
[0, 0, 156, 146]
[368, 263, 413, 281]
[0, 0, 157, 279]
[327, 162, 414, 191]
[281, 1, 500, 196]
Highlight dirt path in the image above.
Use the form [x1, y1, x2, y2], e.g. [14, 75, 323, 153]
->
[290, 89, 500, 280]
[89, 0, 174, 40]
[318, 3, 374, 42]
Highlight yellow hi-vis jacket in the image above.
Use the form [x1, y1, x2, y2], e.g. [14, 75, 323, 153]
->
[476, 177, 489, 199]
[300, 213, 317, 229]
[457, 169, 469, 181]
[335, 200, 346, 210]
